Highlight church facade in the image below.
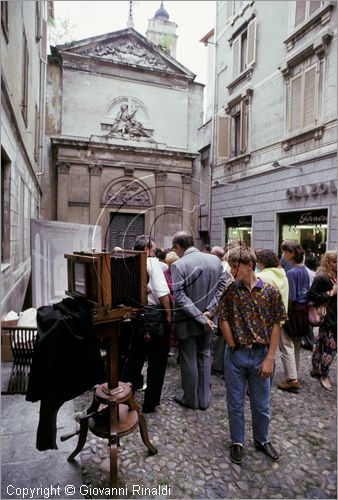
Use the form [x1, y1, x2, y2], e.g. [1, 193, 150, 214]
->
[45, 7, 204, 251]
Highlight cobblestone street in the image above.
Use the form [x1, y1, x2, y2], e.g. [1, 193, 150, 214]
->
[75, 348, 337, 499]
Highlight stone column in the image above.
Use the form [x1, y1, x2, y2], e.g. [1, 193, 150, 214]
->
[181, 173, 193, 232]
[155, 170, 167, 246]
[57, 162, 70, 221]
[88, 164, 102, 226]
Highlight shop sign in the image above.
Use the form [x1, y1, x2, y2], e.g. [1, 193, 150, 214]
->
[280, 209, 328, 226]
[286, 181, 337, 200]
[225, 216, 252, 227]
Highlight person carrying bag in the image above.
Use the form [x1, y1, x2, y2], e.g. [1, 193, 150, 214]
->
[307, 250, 337, 392]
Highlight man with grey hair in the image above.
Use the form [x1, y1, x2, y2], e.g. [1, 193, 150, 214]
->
[171, 231, 223, 409]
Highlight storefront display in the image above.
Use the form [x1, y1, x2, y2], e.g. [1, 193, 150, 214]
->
[224, 216, 252, 247]
[279, 209, 328, 258]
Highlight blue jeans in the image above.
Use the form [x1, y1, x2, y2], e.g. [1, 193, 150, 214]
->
[224, 345, 271, 445]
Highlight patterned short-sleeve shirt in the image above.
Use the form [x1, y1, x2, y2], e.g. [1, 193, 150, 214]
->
[217, 278, 287, 345]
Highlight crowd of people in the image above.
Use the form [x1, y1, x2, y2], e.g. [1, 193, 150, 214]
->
[119, 232, 337, 466]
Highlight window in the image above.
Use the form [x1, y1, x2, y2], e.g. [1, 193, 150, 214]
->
[226, 0, 246, 21]
[279, 210, 327, 259]
[1, 1, 8, 43]
[288, 61, 318, 134]
[34, 104, 40, 163]
[21, 30, 29, 126]
[19, 178, 25, 262]
[294, 1, 322, 27]
[35, 1, 42, 41]
[217, 98, 249, 161]
[1, 149, 11, 263]
[232, 18, 256, 79]
[224, 216, 252, 247]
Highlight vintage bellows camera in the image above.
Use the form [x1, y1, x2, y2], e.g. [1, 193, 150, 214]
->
[64, 250, 147, 324]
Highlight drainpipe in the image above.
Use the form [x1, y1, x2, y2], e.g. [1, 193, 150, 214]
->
[209, 18, 218, 241]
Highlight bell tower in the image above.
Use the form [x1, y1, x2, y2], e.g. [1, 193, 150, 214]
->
[146, 1, 178, 58]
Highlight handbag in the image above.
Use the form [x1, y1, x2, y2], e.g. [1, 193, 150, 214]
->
[308, 302, 328, 327]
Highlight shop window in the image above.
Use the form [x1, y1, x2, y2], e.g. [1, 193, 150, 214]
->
[224, 216, 252, 247]
[232, 18, 256, 79]
[1, 149, 11, 263]
[279, 210, 328, 259]
[294, 1, 323, 28]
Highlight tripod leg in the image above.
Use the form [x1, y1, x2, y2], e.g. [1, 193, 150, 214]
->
[109, 403, 119, 490]
[67, 418, 89, 462]
[127, 392, 157, 455]
[68, 392, 100, 461]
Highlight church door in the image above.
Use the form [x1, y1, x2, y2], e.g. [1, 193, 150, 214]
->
[109, 213, 145, 250]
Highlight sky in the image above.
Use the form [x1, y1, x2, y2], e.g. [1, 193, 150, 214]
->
[53, 1, 216, 85]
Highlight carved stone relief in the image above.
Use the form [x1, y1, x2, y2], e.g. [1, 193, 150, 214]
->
[101, 96, 155, 141]
[105, 103, 152, 139]
[81, 39, 170, 71]
[104, 180, 151, 206]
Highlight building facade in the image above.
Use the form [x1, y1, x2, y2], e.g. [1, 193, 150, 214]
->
[209, 0, 336, 257]
[45, 7, 204, 251]
[1, 1, 50, 315]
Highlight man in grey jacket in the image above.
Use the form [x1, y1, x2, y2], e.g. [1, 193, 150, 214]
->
[171, 232, 223, 409]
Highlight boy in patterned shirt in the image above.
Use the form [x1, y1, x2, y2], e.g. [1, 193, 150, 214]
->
[218, 246, 287, 465]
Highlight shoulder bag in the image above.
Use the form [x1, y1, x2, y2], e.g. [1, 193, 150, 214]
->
[308, 301, 329, 327]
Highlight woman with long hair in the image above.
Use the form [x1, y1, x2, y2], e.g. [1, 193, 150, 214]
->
[308, 250, 337, 392]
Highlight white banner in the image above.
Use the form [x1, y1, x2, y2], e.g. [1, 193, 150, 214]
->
[31, 219, 101, 309]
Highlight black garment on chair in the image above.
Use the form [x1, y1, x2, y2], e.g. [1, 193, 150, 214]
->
[26, 297, 105, 451]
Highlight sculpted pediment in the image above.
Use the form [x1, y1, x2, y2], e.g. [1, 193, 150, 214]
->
[54, 28, 195, 78]
[82, 38, 170, 71]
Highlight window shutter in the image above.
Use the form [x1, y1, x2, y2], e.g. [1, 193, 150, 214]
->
[246, 18, 256, 67]
[232, 37, 240, 78]
[309, 1, 321, 16]
[303, 65, 317, 128]
[290, 74, 302, 132]
[295, 1, 306, 27]
[226, 1, 234, 21]
[217, 115, 230, 161]
[240, 100, 247, 153]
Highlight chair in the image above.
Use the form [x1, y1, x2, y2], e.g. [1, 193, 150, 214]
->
[2, 326, 37, 394]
